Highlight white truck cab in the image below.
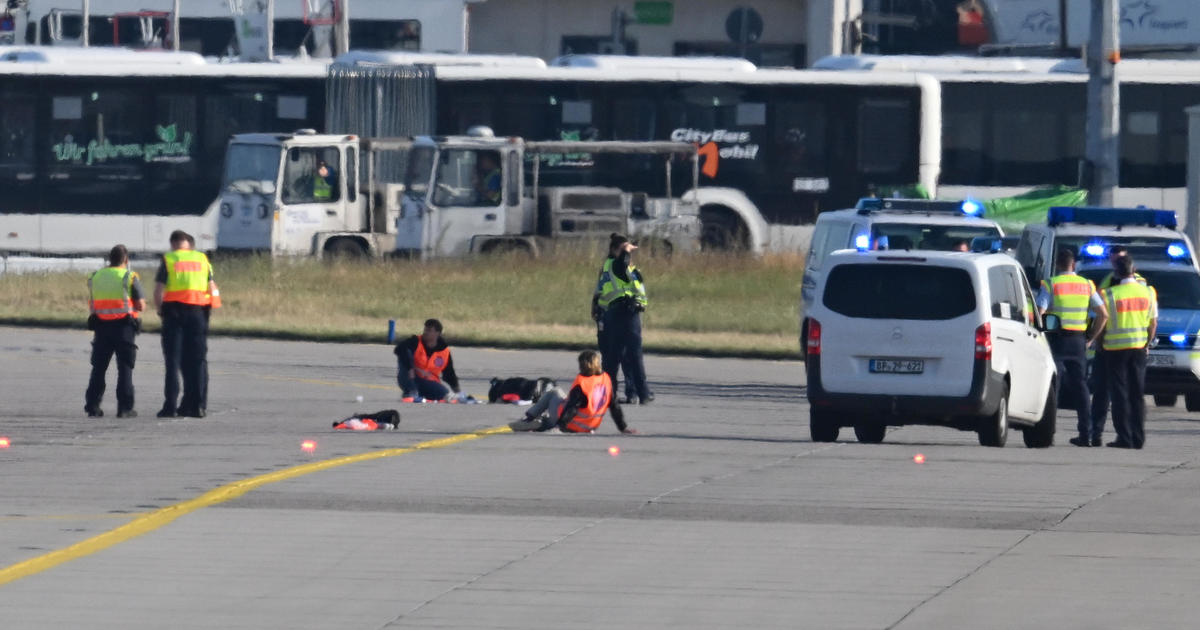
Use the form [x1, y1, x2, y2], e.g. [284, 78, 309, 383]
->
[800, 198, 1005, 354]
[805, 249, 1057, 447]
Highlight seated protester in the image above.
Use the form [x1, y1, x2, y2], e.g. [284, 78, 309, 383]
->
[508, 350, 638, 434]
[394, 318, 461, 402]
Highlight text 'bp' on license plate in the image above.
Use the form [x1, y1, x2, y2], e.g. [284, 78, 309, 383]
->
[1147, 353, 1176, 367]
[869, 358, 924, 374]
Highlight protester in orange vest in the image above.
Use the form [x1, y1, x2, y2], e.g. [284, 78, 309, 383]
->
[85, 244, 146, 418]
[508, 350, 638, 434]
[394, 318, 462, 402]
[153, 230, 220, 419]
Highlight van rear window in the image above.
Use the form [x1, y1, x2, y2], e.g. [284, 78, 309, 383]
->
[823, 264, 976, 320]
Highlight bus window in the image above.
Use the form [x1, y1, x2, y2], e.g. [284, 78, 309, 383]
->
[613, 98, 657, 140]
[857, 98, 912, 175]
[149, 94, 199, 181]
[774, 101, 827, 178]
[351, 19, 420, 50]
[46, 89, 148, 199]
[0, 93, 35, 212]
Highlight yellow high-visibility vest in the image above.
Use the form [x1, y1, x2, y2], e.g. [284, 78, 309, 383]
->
[1042, 273, 1094, 331]
[1102, 283, 1153, 350]
[162, 250, 212, 306]
[596, 258, 647, 310]
[89, 267, 134, 320]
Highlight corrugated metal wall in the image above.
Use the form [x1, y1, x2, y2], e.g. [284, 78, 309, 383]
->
[325, 64, 436, 137]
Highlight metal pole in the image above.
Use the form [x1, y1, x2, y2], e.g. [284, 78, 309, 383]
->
[1085, 0, 1120, 206]
[1058, 0, 1068, 54]
[172, 0, 180, 50]
[266, 0, 275, 61]
[81, 0, 89, 47]
[336, 0, 349, 56]
[1187, 105, 1200, 249]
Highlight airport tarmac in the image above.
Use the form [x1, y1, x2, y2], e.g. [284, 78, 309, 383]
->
[2, 326, 1199, 629]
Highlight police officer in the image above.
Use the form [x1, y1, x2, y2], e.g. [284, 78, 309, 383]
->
[154, 230, 220, 418]
[596, 234, 653, 404]
[1089, 246, 1148, 435]
[1100, 255, 1157, 449]
[1036, 248, 1108, 447]
[84, 244, 145, 418]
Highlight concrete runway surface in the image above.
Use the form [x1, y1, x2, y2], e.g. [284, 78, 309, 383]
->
[2, 326, 1200, 629]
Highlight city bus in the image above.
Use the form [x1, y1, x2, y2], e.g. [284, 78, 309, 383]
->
[0, 47, 325, 254]
[816, 54, 1200, 211]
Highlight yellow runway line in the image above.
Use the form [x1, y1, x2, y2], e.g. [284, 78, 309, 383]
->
[0, 425, 512, 588]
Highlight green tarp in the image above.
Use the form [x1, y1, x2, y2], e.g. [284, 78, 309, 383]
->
[981, 185, 1088, 233]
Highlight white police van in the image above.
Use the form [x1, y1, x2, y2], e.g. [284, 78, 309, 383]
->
[1015, 206, 1199, 287]
[800, 198, 1004, 356]
[804, 249, 1057, 447]
[1076, 258, 1200, 411]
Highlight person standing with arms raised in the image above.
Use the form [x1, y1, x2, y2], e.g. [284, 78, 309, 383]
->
[595, 233, 654, 404]
[154, 230, 220, 418]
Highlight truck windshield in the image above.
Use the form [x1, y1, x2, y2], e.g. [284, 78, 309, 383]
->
[432, 149, 502, 207]
[404, 147, 435, 199]
[222, 144, 281, 195]
[871, 223, 1001, 251]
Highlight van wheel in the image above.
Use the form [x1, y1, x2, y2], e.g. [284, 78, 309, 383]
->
[810, 408, 839, 442]
[978, 386, 1009, 447]
[1023, 384, 1056, 448]
[853, 423, 886, 444]
[325, 238, 367, 260]
[1184, 393, 1200, 412]
[1154, 394, 1178, 407]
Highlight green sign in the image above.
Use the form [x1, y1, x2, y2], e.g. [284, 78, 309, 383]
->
[634, 1, 673, 26]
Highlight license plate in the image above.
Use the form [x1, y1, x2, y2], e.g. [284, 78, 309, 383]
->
[1147, 353, 1176, 367]
[869, 358, 925, 374]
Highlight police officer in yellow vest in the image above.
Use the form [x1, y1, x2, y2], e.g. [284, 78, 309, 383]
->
[596, 233, 653, 404]
[1037, 248, 1109, 447]
[1100, 255, 1157, 449]
[153, 230, 220, 418]
[1089, 245, 1150, 439]
[85, 244, 146, 418]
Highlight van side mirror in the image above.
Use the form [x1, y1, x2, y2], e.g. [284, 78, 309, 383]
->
[1042, 313, 1061, 333]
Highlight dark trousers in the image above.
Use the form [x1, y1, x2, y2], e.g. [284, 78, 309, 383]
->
[1088, 349, 1110, 437]
[1049, 332, 1093, 439]
[597, 322, 637, 398]
[1106, 348, 1147, 448]
[85, 319, 138, 412]
[601, 307, 651, 401]
[161, 304, 209, 414]
[395, 364, 450, 400]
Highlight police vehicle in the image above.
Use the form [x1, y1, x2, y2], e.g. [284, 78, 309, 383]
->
[800, 198, 1004, 356]
[1076, 257, 1200, 412]
[1015, 206, 1199, 287]
[804, 248, 1057, 447]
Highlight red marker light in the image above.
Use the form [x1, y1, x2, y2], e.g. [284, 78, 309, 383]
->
[608, 445, 620, 456]
[301, 440, 317, 453]
[0, 437, 9, 449]
[913, 453, 925, 464]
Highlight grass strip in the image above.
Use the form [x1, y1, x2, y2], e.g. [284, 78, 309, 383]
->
[0, 251, 805, 360]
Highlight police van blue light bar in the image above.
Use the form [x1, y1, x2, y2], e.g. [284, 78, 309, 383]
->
[856, 198, 986, 217]
[1168, 242, 1188, 259]
[1082, 242, 1107, 258]
[1170, 332, 1188, 346]
[1047, 206, 1178, 229]
[855, 234, 871, 251]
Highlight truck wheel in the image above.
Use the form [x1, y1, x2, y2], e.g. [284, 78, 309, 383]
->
[1186, 393, 1200, 412]
[810, 407, 839, 442]
[325, 239, 366, 260]
[1154, 394, 1178, 408]
[1023, 383, 1056, 448]
[978, 385, 1008, 447]
[853, 422, 886, 444]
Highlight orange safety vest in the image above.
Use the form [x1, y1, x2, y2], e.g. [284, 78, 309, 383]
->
[413, 338, 451, 382]
[162, 249, 212, 306]
[562, 373, 614, 433]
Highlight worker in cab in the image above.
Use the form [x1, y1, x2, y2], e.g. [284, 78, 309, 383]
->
[1100, 255, 1157, 449]
[508, 350, 638, 434]
[1037, 248, 1109, 447]
[474, 151, 502, 206]
[394, 318, 463, 402]
[84, 244, 146, 418]
[313, 159, 337, 202]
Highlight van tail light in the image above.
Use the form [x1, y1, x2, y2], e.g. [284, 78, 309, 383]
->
[974, 322, 992, 360]
[807, 318, 822, 356]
